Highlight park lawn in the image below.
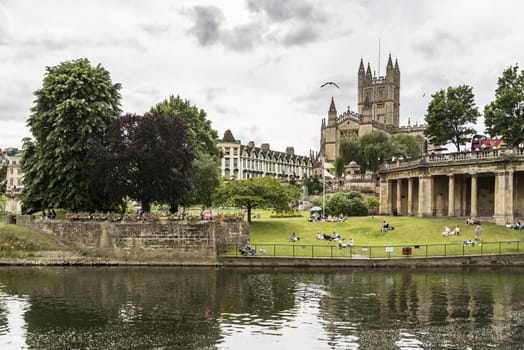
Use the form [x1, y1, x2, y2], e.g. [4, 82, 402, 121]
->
[247, 211, 524, 258]
[0, 223, 67, 257]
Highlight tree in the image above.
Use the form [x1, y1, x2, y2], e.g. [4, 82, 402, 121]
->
[0, 165, 6, 194]
[337, 132, 420, 173]
[188, 153, 221, 208]
[21, 58, 121, 211]
[325, 191, 368, 216]
[304, 176, 322, 195]
[148, 95, 222, 208]
[424, 85, 479, 151]
[484, 65, 524, 146]
[214, 177, 300, 222]
[365, 196, 380, 216]
[148, 95, 221, 158]
[390, 134, 421, 159]
[93, 112, 196, 213]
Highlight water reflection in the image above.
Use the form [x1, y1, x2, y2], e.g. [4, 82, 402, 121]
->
[0, 290, 29, 349]
[0, 267, 522, 349]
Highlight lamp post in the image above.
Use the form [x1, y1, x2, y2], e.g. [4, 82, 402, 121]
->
[322, 167, 325, 218]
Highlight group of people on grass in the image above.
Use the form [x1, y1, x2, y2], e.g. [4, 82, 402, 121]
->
[313, 231, 354, 248]
[442, 225, 461, 237]
[308, 212, 347, 222]
[506, 221, 523, 231]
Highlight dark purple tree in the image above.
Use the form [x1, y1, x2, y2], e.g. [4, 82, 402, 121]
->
[92, 112, 196, 212]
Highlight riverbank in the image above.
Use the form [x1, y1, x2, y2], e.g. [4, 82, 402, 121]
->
[2, 249, 524, 267]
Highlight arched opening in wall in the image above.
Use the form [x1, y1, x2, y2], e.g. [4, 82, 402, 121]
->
[477, 174, 495, 217]
[515, 171, 524, 217]
[432, 175, 449, 216]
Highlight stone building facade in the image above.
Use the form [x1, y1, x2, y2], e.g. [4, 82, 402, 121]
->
[0, 150, 23, 212]
[378, 149, 524, 224]
[319, 55, 425, 165]
[217, 130, 312, 181]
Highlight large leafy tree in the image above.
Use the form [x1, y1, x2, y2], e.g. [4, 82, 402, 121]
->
[214, 177, 300, 222]
[336, 132, 421, 173]
[187, 153, 221, 208]
[21, 58, 121, 211]
[93, 112, 196, 213]
[484, 65, 524, 146]
[325, 191, 368, 216]
[149, 95, 222, 207]
[149, 95, 221, 158]
[424, 85, 479, 151]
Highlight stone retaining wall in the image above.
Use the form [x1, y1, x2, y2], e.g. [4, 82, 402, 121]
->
[16, 215, 249, 264]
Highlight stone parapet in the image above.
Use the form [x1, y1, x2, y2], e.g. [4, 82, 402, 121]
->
[15, 216, 249, 264]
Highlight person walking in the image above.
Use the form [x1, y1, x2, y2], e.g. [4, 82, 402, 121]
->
[475, 224, 482, 241]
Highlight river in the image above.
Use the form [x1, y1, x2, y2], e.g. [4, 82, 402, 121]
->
[0, 266, 523, 349]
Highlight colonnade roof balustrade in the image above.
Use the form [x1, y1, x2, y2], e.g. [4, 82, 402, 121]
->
[381, 148, 524, 173]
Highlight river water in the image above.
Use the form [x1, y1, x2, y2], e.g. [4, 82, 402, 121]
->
[0, 266, 523, 350]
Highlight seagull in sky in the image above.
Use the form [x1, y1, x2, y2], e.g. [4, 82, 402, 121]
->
[320, 81, 339, 88]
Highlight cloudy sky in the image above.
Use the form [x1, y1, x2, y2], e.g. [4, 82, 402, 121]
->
[1, 0, 523, 155]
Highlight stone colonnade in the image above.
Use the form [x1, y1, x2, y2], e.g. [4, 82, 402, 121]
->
[379, 155, 524, 224]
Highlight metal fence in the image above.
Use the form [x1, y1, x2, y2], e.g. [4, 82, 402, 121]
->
[218, 240, 523, 259]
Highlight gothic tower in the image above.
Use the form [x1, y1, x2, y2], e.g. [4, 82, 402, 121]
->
[320, 97, 338, 163]
[357, 54, 400, 128]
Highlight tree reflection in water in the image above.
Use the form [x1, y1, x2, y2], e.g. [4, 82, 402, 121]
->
[0, 266, 523, 349]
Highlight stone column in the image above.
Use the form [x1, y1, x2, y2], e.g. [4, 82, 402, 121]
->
[470, 174, 478, 218]
[494, 170, 514, 225]
[407, 178, 414, 216]
[418, 175, 433, 217]
[448, 174, 455, 217]
[379, 179, 390, 215]
[396, 180, 402, 215]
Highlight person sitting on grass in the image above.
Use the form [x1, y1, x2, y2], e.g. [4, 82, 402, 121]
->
[347, 238, 354, 247]
[452, 225, 461, 235]
[463, 239, 475, 247]
[316, 232, 323, 240]
[290, 232, 299, 242]
[442, 226, 451, 237]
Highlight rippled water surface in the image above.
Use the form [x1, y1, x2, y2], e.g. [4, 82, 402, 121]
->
[0, 266, 523, 349]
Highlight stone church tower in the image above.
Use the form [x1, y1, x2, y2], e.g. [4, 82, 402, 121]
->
[318, 54, 424, 168]
[358, 54, 400, 128]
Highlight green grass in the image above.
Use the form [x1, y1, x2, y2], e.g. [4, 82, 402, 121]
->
[0, 223, 67, 257]
[240, 210, 524, 258]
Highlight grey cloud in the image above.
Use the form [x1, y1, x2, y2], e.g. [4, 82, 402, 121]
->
[412, 28, 462, 59]
[246, 0, 316, 22]
[281, 24, 319, 46]
[187, 6, 224, 46]
[185, 1, 329, 52]
[222, 22, 264, 52]
[140, 22, 170, 36]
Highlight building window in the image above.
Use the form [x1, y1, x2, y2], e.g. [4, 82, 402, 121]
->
[233, 158, 238, 168]
[224, 147, 230, 155]
[225, 158, 230, 168]
[233, 148, 238, 156]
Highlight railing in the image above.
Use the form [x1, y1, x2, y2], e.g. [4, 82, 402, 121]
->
[218, 240, 523, 259]
[382, 147, 524, 171]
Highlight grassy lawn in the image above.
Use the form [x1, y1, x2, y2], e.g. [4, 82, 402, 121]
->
[0, 223, 67, 258]
[242, 210, 524, 258]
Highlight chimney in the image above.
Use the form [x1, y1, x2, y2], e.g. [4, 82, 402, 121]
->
[286, 147, 295, 155]
[261, 143, 270, 152]
[247, 141, 255, 149]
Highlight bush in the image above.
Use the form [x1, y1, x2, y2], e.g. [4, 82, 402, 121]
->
[270, 213, 304, 218]
[325, 192, 368, 216]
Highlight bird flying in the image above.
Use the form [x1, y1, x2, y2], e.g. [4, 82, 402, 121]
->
[321, 81, 339, 88]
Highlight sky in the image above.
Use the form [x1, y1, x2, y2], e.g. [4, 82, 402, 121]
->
[1, 0, 523, 156]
